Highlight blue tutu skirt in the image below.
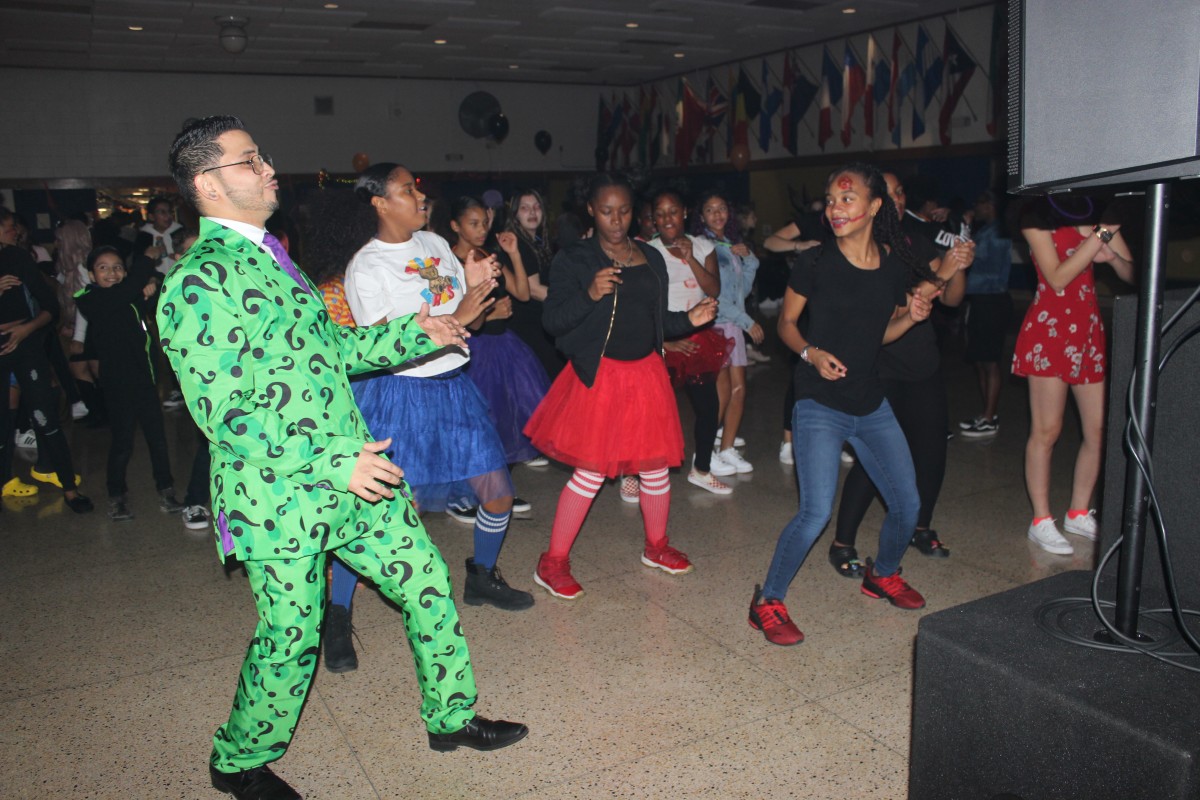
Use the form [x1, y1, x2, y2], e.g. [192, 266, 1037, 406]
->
[352, 369, 514, 512]
[465, 330, 550, 463]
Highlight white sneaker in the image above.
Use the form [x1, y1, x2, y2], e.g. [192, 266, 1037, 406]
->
[1028, 518, 1074, 555]
[746, 344, 771, 364]
[778, 441, 794, 466]
[713, 427, 746, 448]
[687, 468, 732, 495]
[704, 451, 737, 477]
[71, 400, 89, 420]
[13, 429, 37, 449]
[182, 505, 212, 530]
[524, 456, 549, 468]
[1063, 510, 1098, 541]
[619, 475, 640, 504]
[840, 448, 855, 466]
[718, 447, 753, 474]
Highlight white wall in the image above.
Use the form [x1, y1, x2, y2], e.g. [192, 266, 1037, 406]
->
[0, 68, 600, 180]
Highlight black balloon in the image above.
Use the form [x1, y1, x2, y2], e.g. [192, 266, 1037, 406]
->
[488, 113, 509, 143]
[534, 129, 552, 154]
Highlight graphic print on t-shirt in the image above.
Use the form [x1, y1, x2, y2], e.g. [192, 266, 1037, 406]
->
[404, 256, 459, 306]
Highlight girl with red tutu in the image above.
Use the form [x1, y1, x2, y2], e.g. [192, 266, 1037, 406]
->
[1014, 199, 1135, 555]
[525, 173, 717, 599]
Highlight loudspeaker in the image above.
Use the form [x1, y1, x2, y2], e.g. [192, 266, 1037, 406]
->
[1007, 0, 1200, 193]
[911, 571, 1200, 800]
[1100, 289, 1200, 605]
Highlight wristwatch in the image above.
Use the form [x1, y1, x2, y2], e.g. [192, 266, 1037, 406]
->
[1093, 224, 1114, 244]
[800, 344, 814, 364]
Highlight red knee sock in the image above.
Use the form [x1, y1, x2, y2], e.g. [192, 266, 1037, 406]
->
[546, 469, 604, 559]
[638, 468, 671, 549]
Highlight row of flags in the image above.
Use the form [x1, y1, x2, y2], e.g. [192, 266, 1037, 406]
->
[596, 20, 992, 170]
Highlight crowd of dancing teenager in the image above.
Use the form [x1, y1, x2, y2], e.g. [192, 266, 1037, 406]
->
[1, 159, 1137, 654]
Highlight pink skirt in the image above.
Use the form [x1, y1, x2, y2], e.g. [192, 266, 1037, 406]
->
[524, 354, 684, 478]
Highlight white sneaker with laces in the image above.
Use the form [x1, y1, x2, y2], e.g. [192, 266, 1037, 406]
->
[13, 429, 37, 449]
[1063, 510, 1098, 541]
[71, 401, 89, 420]
[1028, 518, 1074, 555]
[840, 448, 855, 466]
[778, 441, 794, 466]
[705, 451, 737, 477]
[718, 447, 753, 473]
[182, 505, 212, 530]
[687, 469, 732, 495]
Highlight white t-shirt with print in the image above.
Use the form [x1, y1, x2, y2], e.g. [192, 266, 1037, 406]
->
[344, 230, 468, 377]
[647, 234, 716, 312]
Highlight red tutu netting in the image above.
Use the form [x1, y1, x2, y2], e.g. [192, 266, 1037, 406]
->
[664, 327, 734, 385]
[524, 354, 684, 478]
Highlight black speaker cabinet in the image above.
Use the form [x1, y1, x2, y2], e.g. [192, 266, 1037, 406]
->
[1100, 289, 1200, 605]
[911, 571, 1200, 800]
[1007, 0, 1200, 192]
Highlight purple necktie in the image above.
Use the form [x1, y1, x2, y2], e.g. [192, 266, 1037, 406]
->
[263, 232, 311, 295]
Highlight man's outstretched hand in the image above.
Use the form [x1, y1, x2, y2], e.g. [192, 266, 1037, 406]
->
[414, 303, 470, 348]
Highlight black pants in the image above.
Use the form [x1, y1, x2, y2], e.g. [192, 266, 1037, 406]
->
[683, 379, 719, 472]
[183, 424, 211, 506]
[835, 370, 948, 546]
[0, 336, 78, 491]
[104, 374, 173, 498]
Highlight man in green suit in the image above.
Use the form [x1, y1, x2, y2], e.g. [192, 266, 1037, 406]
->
[160, 116, 527, 800]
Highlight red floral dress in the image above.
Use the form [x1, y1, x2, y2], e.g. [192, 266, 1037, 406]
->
[1012, 226, 1104, 384]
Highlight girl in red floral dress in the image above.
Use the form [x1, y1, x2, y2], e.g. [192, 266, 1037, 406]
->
[1014, 201, 1135, 555]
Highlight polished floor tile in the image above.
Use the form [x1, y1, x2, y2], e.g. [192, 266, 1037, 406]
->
[2, 314, 1113, 799]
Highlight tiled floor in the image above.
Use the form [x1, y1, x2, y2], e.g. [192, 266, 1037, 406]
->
[1, 313, 1096, 799]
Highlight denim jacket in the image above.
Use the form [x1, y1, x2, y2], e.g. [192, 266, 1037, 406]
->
[712, 240, 759, 332]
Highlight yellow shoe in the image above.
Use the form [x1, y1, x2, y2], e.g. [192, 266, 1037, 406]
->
[3, 494, 39, 511]
[29, 469, 82, 489]
[2, 477, 39, 497]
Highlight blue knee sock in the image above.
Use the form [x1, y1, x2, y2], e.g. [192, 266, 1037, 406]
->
[330, 558, 358, 610]
[472, 507, 511, 569]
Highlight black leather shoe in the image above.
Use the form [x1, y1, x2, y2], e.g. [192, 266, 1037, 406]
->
[209, 764, 300, 800]
[323, 603, 358, 673]
[428, 716, 529, 752]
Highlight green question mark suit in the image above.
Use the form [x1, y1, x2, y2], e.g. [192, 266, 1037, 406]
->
[158, 218, 477, 773]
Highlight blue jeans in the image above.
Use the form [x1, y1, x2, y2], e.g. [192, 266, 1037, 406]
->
[762, 398, 920, 600]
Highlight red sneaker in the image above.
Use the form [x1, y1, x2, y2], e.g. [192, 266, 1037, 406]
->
[748, 585, 804, 646]
[641, 543, 694, 574]
[533, 552, 583, 599]
[860, 560, 926, 609]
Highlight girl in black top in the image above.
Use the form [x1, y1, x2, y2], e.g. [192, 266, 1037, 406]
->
[748, 164, 937, 646]
[506, 189, 567, 378]
[524, 173, 717, 600]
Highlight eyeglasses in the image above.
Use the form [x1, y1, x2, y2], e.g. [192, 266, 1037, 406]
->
[200, 153, 273, 176]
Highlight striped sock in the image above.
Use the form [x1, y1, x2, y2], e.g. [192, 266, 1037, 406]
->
[472, 506, 512, 570]
[546, 469, 604, 559]
[638, 468, 671, 549]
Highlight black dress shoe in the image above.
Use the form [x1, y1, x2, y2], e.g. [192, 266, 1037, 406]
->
[210, 764, 300, 800]
[428, 716, 529, 752]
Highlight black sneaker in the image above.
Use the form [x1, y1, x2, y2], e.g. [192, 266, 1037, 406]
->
[65, 494, 94, 514]
[960, 416, 999, 439]
[512, 496, 532, 516]
[446, 503, 477, 524]
[159, 488, 186, 513]
[464, 558, 535, 610]
[108, 497, 134, 521]
[323, 603, 358, 673]
[910, 528, 950, 558]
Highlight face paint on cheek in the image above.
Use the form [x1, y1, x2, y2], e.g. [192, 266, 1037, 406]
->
[844, 212, 869, 223]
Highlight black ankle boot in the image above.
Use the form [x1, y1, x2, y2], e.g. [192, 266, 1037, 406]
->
[323, 604, 358, 673]
[464, 558, 535, 611]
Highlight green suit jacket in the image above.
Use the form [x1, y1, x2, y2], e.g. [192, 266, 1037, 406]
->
[158, 218, 439, 562]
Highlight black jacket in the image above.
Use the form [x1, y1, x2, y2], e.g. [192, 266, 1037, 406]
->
[544, 236, 694, 387]
[74, 258, 159, 382]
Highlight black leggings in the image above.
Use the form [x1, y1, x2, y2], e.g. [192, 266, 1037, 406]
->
[834, 370, 948, 546]
[0, 335, 78, 491]
[683, 379, 719, 473]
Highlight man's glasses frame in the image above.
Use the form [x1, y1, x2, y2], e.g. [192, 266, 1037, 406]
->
[200, 153, 273, 175]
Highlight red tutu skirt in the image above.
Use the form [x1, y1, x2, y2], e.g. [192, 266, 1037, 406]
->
[664, 328, 734, 385]
[524, 354, 684, 478]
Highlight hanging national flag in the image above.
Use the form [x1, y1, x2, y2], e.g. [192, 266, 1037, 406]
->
[818, 46, 841, 150]
[730, 67, 762, 154]
[701, 75, 728, 163]
[782, 54, 818, 155]
[938, 25, 977, 145]
[759, 59, 783, 153]
[866, 35, 889, 138]
[916, 24, 944, 110]
[892, 45, 918, 146]
[674, 78, 706, 167]
[841, 43, 866, 147]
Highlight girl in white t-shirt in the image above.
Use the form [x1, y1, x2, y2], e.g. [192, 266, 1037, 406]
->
[317, 163, 534, 671]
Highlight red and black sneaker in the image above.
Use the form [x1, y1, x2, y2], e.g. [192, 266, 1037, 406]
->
[748, 585, 805, 646]
[860, 558, 926, 609]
